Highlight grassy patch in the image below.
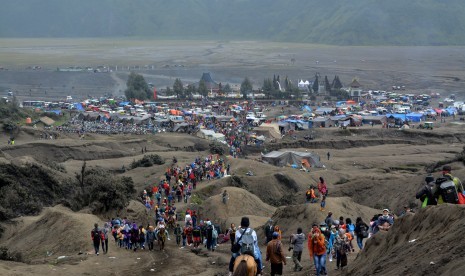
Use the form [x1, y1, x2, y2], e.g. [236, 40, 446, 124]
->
[190, 194, 203, 205]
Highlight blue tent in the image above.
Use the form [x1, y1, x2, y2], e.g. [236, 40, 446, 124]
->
[302, 105, 312, 112]
[49, 110, 62, 115]
[74, 103, 85, 111]
[405, 113, 424, 122]
[119, 101, 130, 107]
[445, 107, 457, 115]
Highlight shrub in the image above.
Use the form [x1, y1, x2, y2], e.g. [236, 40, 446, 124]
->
[130, 154, 165, 169]
[0, 163, 67, 221]
[209, 143, 225, 155]
[72, 168, 136, 213]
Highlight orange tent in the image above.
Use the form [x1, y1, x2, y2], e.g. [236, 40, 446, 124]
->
[169, 109, 182, 115]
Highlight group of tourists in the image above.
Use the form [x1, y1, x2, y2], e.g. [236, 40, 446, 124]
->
[141, 154, 230, 214]
[305, 177, 328, 211]
[227, 211, 376, 276]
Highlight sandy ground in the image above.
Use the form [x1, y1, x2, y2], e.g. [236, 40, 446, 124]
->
[1, 39, 464, 101]
[0, 116, 464, 275]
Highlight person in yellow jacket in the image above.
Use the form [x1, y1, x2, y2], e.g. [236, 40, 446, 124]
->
[442, 165, 462, 192]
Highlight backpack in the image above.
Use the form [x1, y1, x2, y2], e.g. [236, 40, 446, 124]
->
[92, 229, 101, 243]
[212, 227, 218, 239]
[240, 229, 255, 255]
[360, 224, 368, 238]
[348, 223, 355, 232]
[440, 180, 459, 203]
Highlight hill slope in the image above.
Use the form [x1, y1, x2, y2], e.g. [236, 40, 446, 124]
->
[0, 0, 464, 45]
[350, 205, 465, 276]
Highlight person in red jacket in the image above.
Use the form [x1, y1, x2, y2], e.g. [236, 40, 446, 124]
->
[308, 223, 327, 276]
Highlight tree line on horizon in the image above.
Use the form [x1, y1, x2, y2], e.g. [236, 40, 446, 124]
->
[125, 72, 350, 101]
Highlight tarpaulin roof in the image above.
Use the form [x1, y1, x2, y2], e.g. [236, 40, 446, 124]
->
[74, 103, 85, 111]
[261, 151, 321, 168]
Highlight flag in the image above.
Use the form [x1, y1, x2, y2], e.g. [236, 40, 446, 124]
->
[153, 87, 157, 100]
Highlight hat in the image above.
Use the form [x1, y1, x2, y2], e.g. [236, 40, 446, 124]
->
[425, 175, 435, 183]
[272, 232, 279, 238]
[240, 217, 250, 228]
[383, 208, 390, 213]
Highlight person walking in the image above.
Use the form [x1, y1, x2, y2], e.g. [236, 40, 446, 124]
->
[174, 223, 183, 246]
[308, 223, 327, 276]
[222, 190, 229, 204]
[227, 223, 236, 249]
[334, 229, 349, 270]
[91, 223, 104, 256]
[146, 225, 156, 251]
[266, 232, 287, 276]
[101, 222, 110, 254]
[289, 227, 305, 271]
[264, 219, 274, 244]
[229, 217, 263, 276]
[354, 217, 369, 250]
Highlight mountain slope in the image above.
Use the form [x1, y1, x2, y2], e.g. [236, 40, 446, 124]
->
[0, 0, 464, 45]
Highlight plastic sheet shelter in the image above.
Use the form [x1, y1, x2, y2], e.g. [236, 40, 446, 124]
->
[261, 151, 321, 168]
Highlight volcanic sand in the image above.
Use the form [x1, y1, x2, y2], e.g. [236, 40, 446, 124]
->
[1, 121, 465, 275]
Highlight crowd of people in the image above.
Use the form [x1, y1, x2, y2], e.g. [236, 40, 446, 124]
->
[226, 210, 383, 276]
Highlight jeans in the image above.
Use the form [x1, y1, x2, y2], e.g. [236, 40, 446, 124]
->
[176, 235, 181, 245]
[148, 241, 154, 250]
[292, 250, 303, 270]
[101, 239, 108, 253]
[93, 242, 100, 254]
[313, 253, 326, 276]
[357, 236, 364, 249]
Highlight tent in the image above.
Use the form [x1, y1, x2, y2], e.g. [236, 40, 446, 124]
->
[261, 151, 321, 168]
[405, 113, 425, 122]
[362, 115, 387, 125]
[39, 116, 55, 126]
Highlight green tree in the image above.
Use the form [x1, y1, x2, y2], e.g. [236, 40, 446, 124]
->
[331, 75, 343, 90]
[325, 76, 331, 93]
[240, 77, 253, 99]
[198, 79, 208, 97]
[173, 78, 184, 99]
[223, 83, 232, 93]
[125, 72, 151, 100]
[312, 74, 319, 93]
[262, 78, 273, 98]
[187, 84, 196, 97]
[165, 86, 173, 96]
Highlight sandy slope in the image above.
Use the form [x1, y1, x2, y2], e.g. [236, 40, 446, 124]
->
[1, 123, 465, 275]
